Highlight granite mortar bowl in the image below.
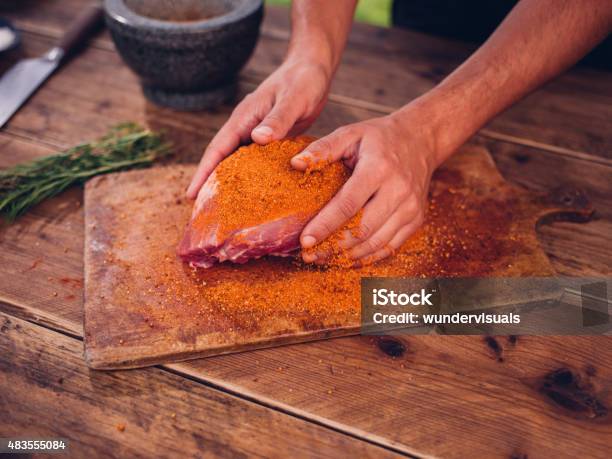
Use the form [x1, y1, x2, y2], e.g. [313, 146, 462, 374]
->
[104, 0, 263, 110]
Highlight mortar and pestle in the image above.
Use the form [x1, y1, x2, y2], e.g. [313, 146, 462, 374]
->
[104, 0, 263, 110]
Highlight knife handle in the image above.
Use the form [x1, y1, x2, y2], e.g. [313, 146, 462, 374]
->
[57, 4, 104, 60]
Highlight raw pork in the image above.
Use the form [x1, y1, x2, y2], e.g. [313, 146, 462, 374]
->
[177, 170, 309, 268]
[177, 138, 348, 268]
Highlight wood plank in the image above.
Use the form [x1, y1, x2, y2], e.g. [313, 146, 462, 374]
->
[2, 1, 611, 159]
[0, 311, 403, 458]
[3, 298, 612, 459]
[477, 137, 612, 276]
[0, 137, 85, 334]
[174, 334, 612, 459]
[0, 133, 57, 167]
[1, 131, 611, 457]
[479, 137, 612, 216]
[81, 146, 594, 369]
[2, 131, 609, 326]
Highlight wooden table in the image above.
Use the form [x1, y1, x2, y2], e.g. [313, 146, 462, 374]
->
[1, 1, 611, 457]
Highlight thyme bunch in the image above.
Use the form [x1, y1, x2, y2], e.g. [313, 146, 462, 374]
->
[0, 123, 171, 221]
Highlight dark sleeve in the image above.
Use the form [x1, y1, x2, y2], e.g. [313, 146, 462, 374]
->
[391, 0, 612, 69]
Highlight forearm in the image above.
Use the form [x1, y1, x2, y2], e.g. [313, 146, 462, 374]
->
[287, 0, 357, 78]
[396, 0, 612, 166]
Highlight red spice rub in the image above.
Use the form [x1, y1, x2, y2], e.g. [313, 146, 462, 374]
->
[190, 137, 350, 241]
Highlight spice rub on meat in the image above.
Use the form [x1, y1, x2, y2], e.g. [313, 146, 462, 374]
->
[178, 137, 350, 268]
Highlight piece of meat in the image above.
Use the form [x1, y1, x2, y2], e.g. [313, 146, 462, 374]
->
[177, 138, 348, 268]
[177, 170, 307, 267]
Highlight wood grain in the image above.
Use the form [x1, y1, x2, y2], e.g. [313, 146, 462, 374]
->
[0, 311, 401, 459]
[173, 333, 612, 459]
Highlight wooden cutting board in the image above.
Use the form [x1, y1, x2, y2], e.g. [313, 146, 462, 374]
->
[83, 145, 592, 369]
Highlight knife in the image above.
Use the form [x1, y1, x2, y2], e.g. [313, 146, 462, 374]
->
[0, 4, 104, 128]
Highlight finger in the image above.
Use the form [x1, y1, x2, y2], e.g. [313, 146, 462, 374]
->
[290, 127, 359, 171]
[336, 186, 400, 252]
[186, 101, 263, 198]
[300, 158, 378, 249]
[302, 205, 414, 265]
[350, 205, 422, 260]
[301, 232, 340, 263]
[301, 251, 318, 264]
[354, 220, 422, 267]
[251, 96, 304, 144]
[349, 208, 408, 260]
[186, 125, 245, 198]
[301, 246, 332, 264]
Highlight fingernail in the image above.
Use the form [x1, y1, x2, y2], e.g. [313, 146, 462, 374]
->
[301, 235, 317, 248]
[302, 252, 317, 263]
[291, 155, 307, 169]
[253, 125, 273, 140]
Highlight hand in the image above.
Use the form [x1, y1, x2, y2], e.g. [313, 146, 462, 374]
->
[186, 58, 332, 198]
[292, 109, 440, 266]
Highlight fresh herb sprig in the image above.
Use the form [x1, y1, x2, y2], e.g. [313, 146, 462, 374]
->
[0, 123, 171, 221]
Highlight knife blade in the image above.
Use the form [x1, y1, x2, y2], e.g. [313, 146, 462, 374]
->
[0, 48, 63, 128]
[0, 4, 104, 129]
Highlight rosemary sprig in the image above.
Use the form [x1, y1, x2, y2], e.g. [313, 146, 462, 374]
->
[0, 123, 171, 221]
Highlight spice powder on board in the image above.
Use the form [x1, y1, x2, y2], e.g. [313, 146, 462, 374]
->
[102, 142, 534, 342]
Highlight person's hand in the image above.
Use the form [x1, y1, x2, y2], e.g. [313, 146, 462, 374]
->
[292, 109, 440, 266]
[186, 58, 332, 198]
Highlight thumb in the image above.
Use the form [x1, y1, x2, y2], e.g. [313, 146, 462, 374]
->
[251, 98, 302, 144]
[291, 127, 359, 171]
